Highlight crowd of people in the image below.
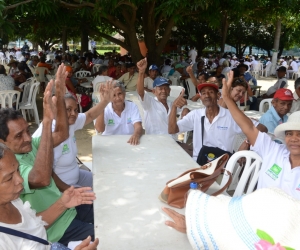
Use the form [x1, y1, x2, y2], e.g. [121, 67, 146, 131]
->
[0, 45, 300, 249]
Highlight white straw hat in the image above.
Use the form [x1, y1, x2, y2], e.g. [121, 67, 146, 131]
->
[274, 111, 300, 139]
[185, 188, 300, 250]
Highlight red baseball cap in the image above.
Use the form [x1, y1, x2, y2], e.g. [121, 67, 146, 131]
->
[273, 88, 295, 101]
[197, 83, 219, 93]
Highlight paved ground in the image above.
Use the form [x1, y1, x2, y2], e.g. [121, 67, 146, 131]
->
[27, 74, 296, 162]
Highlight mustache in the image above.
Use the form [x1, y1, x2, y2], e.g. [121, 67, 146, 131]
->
[21, 141, 31, 147]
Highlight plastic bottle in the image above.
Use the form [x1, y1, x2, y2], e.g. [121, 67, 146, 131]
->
[185, 182, 198, 205]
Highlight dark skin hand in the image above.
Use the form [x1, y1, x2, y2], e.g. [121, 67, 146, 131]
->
[162, 207, 186, 233]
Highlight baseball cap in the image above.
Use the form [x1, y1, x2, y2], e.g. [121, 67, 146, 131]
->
[274, 88, 295, 101]
[276, 66, 286, 72]
[197, 82, 219, 93]
[149, 64, 159, 71]
[153, 77, 170, 88]
[175, 64, 184, 69]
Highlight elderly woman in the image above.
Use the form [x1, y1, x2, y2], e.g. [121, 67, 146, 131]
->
[33, 81, 115, 190]
[223, 71, 300, 199]
[0, 143, 98, 249]
[94, 82, 143, 145]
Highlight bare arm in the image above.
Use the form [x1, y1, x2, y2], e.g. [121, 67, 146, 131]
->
[136, 58, 147, 100]
[186, 65, 199, 87]
[37, 186, 95, 228]
[52, 64, 69, 147]
[52, 171, 70, 192]
[84, 81, 114, 126]
[94, 109, 105, 133]
[29, 81, 55, 188]
[222, 71, 259, 146]
[127, 122, 143, 145]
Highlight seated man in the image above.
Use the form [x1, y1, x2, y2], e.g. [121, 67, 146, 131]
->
[259, 88, 293, 133]
[118, 62, 138, 91]
[169, 80, 267, 162]
[290, 77, 300, 113]
[94, 82, 143, 145]
[287, 58, 298, 79]
[0, 65, 94, 246]
[144, 64, 159, 92]
[264, 66, 288, 98]
[136, 58, 185, 137]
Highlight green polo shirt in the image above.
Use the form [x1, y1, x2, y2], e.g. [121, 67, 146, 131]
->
[15, 137, 77, 242]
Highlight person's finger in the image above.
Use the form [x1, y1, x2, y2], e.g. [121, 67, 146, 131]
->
[162, 207, 179, 219]
[179, 89, 185, 97]
[76, 187, 92, 193]
[74, 236, 91, 250]
[165, 220, 177, 229]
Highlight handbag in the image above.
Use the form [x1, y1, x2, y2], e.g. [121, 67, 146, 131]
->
[0, 226, 70, 249]
[159, 154, 232, 208]
[76, 156, 91, 172]
[197, 116, 232, 166]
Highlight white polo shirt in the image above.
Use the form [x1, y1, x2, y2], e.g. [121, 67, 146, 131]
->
[177, 107, 242, 160]
[144, 77, 154, 90]
[101, 100, 142, 135]
[290, 91, 300, 113]
[138, 91, 173, 135]
[252, 132, 300, 200]
[33, 113, 86, 186]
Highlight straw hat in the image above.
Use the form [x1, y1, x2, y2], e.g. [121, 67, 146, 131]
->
[274, 111, 300, 140]
[185, 188, 300, 250]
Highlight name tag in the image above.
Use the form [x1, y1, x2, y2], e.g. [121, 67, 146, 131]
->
[217, 126, 228, 130]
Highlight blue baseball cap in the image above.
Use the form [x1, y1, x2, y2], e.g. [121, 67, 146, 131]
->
[153, 77, 170, 88]
[149, 64, 159, 71]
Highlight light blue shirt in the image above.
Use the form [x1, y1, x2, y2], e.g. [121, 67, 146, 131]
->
[259, 106, 288, 133]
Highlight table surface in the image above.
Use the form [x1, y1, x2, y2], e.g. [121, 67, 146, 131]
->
[244, 110, 264, 120]
[79, 77, 94, 88]
[93, 135, 196, 249]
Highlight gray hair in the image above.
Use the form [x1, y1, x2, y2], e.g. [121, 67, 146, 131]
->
[64, 93, 77, 101]
[0, 143, 8, 160]
[114, 82, 126, 93]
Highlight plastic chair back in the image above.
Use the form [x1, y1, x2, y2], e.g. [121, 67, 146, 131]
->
[169, 86, 184, 98]
[35, 67, 48, 82]
[264, 63, 272, 77]
[75, 71, 91, 78]
[169, 76, 179, 86]
[92, 64, 102, 74]
[0, 90, 21, 109]
[220, 150, 263, 196]
[259, 98, 273, 113]
[186, 78, 197, 99]
[162, 72, 169, 78]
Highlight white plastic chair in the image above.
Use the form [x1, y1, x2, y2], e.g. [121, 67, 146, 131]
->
[0, 90, 21, 109]
[92, 64, 102, 74]
[162, 72, 169, 78]
[251, 63, 261, 79]
[19, 81, 41, 125]
[75, 71, 91, 78]
[186, 78, 196, 99]
[259, 98, 273, 113]
[292, 66, 300, 80]
[169, 76, 179, 86]
[169, 86, 184, 98]
[35, 67, 48, 82]
[220, 150, 263, 196]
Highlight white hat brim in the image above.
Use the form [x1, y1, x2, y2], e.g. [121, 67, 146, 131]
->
[274, 122, 300, 139]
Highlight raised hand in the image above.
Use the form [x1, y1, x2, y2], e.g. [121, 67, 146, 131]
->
[74, 236, 99, 250]
[43, 80, 56, 120]
[99, 80, 115, 104]
[162, 207, 186, 233]
[186, 65, 193, 75]
[173, 89, 187, 108]
[136, 58, 147, 73]
[60, 186, 96, 208]
[55, 63, 68, 96]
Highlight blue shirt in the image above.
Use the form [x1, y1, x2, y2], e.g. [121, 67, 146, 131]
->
[259, 106, 288, 133]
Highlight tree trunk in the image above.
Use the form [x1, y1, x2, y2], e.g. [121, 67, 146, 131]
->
[81, 24, 89, 56]
[270, 19, 281, 75]
[220, 12, 229, 53]
[249, 46, 252, 55]
[62, 27, 67, 53]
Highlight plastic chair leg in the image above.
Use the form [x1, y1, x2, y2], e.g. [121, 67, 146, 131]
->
[33, 106, 40, 125]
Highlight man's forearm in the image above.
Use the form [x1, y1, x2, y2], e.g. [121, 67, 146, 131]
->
[85, 100, 109, 125]
[29, 119, 53, 188]
[94, 111, 105, 133]
[168, 107, 179, 134]
[137, 72, 145, 99]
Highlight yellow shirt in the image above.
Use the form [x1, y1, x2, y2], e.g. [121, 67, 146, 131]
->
[118, 72, 138, 91]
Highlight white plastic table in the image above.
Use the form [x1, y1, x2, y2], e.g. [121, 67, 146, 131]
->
[93, 135, 199, 249]
[244, 110, 264, 120]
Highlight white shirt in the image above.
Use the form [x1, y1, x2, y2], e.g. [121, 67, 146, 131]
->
[266, 77, 288, 96]
[15, 51, 22, 59]
[101, 101, 141, 135]
[290, 61, 298, 71]
[33, 114, 86, 186]
[144, 77, 154, 90]
[244, 61, 251, 72]
[281, 61, 288, 68]
[0, 74, 15, 91]
[177, 107, 242, 160]
[138, 91, 173, 135]
[290, 91, 300, 113]
[161, 65, 172, 74]
[188, 49, 197, 63]
[0, 199, 47, 250]
[92, 75, 112, 87]
[252, 132, 300, 200]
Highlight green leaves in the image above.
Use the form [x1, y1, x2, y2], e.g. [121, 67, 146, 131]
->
[256, 229, 275, 245]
